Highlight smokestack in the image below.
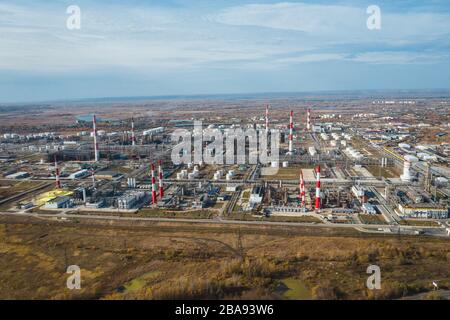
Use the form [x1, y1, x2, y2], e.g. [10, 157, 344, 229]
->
[91, 168, 96, 190]
[131, 117, 136, 146]
[307, 108, 311, 131]
[288, 110, 293, 154]
[401, 160, 412, 182]
[315, 165, 321, 211]
[92, 115, 100, 162]
[265, 104, 269, 133]
[54, 155, 61, 189]
[151, 163, 157, 204]
[158, 160, 164, 198]
[300, 170, 305, 207]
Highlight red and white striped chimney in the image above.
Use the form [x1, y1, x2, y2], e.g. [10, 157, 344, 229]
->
[307, 108, 311, 131]
[158, 160, 164, 198]
[265, 104, 269, 133]
[288, 110, 293, 153]
[92, 115, 99, 162]
[315, 165, 321, 211]
[300, 170, 305, 207]
[151, 163, 157, 204]
[54, 155, 61, 189]
[131, 117, 136, 146]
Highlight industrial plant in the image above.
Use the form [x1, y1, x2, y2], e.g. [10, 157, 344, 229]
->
[1, 99, 449, 238]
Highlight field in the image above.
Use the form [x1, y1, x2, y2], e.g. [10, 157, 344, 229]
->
[0, 180, 45, 201]
[365, 166, 400, 179]
[269, 167, 314, 180]
[399, 219, 441, 227]
[138, 209, 215, 219]
[0, 215, 448, 300]
[358, 214, 387, 225]
[228, 213, 323, 224]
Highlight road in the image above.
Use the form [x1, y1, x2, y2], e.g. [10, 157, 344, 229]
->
[367, 186, 400, 224]
[0, 210, 447, 237]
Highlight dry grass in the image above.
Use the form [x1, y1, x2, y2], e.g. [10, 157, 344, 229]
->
[0, 215, 448, 300]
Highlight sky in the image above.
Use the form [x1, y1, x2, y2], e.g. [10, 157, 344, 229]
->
[0, 0, 450, 103]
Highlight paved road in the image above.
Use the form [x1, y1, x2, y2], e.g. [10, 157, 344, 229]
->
[0, 210, 447, 237]
[368, 186, 400, 224]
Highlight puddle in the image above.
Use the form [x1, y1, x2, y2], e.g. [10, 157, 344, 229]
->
[277, 277, 312, 300]
[117, 271, 160, 293]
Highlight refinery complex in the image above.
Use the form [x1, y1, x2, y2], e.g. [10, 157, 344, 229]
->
[1, 98, 449, 238]
[1, 0, 450, 304]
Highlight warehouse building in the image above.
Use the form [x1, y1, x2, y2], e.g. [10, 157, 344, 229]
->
[398, 203, 448, 219]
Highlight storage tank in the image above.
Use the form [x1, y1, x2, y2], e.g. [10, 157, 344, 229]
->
[401, 155, 418, 182]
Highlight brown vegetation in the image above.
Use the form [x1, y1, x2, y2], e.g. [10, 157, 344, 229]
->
[0, 215, 448, 300]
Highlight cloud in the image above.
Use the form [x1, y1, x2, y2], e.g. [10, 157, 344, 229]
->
[0, 1, 450, 73]
[350, 52, 450, 64]
[210, 2, 450, 41]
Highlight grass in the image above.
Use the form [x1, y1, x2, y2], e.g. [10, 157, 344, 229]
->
[120, 271, 161, 293]
[0, 215, 449, 300]
[269, 167, 310, 180]
[213, 202, 224, 209]
[266, 215, 323, 223]
[241, 190, 250, 200]
[399, 219, 441, 227]
[138, 208, 214, 219]
[365, 166, 400, 179]
[279, 277, 312, 300]
[358, 214, 387, 225]
[227, 213, 322, 223]
[0, 180, 44, 200]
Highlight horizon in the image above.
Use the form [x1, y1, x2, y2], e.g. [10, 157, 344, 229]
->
[3, 88, 450, 106]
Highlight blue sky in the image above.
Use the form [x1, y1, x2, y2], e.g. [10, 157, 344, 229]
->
[0, 0, 450, 103]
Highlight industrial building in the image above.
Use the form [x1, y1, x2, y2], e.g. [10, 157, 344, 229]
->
[43, 196, 72, 209]
[398, 203, 448, 219]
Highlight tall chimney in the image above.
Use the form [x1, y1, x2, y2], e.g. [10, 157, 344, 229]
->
[315, 165, 321, 211]
[131, 117, 136, 146]
[265, 104, 269, 133]
[288, 110, 293, 154]
[92, 115, 100, 162]
[158, 160, 164, 198]
[91, 168, 96, 190]
[307, 108, 311, 131]
[54, 155, 61, 189]
[300, 170, 305, 207]
[151, 163, 157, 204]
